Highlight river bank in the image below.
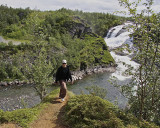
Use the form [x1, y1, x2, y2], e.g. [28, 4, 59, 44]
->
[72, 65, 116, 81]
[0, 66, 116, 87]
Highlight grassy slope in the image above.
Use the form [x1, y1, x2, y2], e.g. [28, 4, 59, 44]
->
[0, 8, 120, 82]
[0, 87, 59, 128]
[1, 90, 158, 128]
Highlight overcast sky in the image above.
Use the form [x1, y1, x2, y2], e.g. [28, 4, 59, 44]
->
[0, 0, 160, 15]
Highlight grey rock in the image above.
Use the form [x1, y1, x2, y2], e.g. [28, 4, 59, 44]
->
[1, 82, 8, 86]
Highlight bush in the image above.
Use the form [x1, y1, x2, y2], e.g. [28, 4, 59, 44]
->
[126, 124, 138, 128]
[85, 85, 107, 99]
[64, 95, 159, 128]
[2, 109, 38, 128]
[0, 109, 6, 123]
[0, 108, 40, 128]
[64, 95, 124, 128]
[140, 120, 159, 128]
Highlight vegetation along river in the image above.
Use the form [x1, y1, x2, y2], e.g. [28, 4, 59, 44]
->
[0, 22, 139, 111]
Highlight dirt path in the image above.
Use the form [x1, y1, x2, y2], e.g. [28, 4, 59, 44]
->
[0, 95, 68, 128]
[30, 95, 68, 128]
[0, 36, 21, 45]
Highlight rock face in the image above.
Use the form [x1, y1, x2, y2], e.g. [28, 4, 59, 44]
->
[0, 82, 8, 86]
[70, 23, 92, 39]
[64, 16, 92, 39]
[107, 28, 115, 38]
[115, 27, 127, 37]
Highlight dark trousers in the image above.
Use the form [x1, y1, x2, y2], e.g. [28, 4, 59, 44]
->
[59, 80, 67, 98]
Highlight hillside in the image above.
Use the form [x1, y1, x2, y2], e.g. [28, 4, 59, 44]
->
[0, 5, 126, 82]
[0, 3, 159, 128]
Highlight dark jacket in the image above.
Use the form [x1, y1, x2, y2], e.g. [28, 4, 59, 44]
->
[55, 66, 72, 83]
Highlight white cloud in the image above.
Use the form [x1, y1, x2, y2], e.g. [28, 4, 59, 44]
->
[0, 0, 159, 15]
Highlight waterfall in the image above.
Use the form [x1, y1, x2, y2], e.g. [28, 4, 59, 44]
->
[0, 22, 140, 111]
[105, 22, 139, 80]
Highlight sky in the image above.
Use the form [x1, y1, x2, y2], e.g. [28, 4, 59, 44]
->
[0, 0, 160, 15]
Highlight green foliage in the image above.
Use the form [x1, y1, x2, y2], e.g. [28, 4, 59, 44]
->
[0, 6, 118, 82]
[2, 109, 39, 128]
[0, 5, 31, 35]
[0, 51, 25, 81]
[0, 109, 5, 122]
[85, 85, 107, 99]
[64, 95, 159, 128]
[0, 103, 41, 128]
[117, 0, 160, 125]
[64, 95, 122, 128]
[57, 8, 126, 37]
[0, 88, 60, 128]
[80, 36, 114, 69]
[22, 43, 54, 100]
[2, 24, 26, 39]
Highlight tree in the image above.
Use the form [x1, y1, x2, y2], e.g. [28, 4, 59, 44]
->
[31, 47, 53, 100]
[118, 0, 160, 124]
[23, 44, 53, 100]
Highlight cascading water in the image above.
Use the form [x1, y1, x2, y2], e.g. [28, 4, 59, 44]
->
[105, 22, 139, 80]
[0, 22, 140, 111]
[69, 22, 140, 109]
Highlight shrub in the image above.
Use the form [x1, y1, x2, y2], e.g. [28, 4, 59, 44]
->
[2, 109, 38, 128]
[126, 124, 138, 128]
[140, 120, 159, 128]
[85, 85, 107, 99]
[0, 109, 6, 123]
[64, 95, 124, 128]
[64, 95, 159, 128]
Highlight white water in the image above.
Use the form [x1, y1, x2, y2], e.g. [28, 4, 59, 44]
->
[1, 23, 139, 111]
[105, 22, 139, 81]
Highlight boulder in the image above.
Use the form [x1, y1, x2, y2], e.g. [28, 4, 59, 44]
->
[0, 82, 8, 86]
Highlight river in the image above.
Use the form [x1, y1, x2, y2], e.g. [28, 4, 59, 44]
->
[0, 22, 139, 111]
[70, 22, 139, 109]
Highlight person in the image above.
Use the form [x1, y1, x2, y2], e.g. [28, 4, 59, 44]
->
[55, 59, 73, 102]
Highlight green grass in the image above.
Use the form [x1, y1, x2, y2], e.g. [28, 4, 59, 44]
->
[64, 94, 159, 128]
[0, 87, 60, 128]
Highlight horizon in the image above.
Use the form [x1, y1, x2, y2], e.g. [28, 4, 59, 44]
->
[0, 0, 160, 16]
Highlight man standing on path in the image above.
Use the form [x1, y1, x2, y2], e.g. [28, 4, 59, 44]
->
[55, 59, 73, 102]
